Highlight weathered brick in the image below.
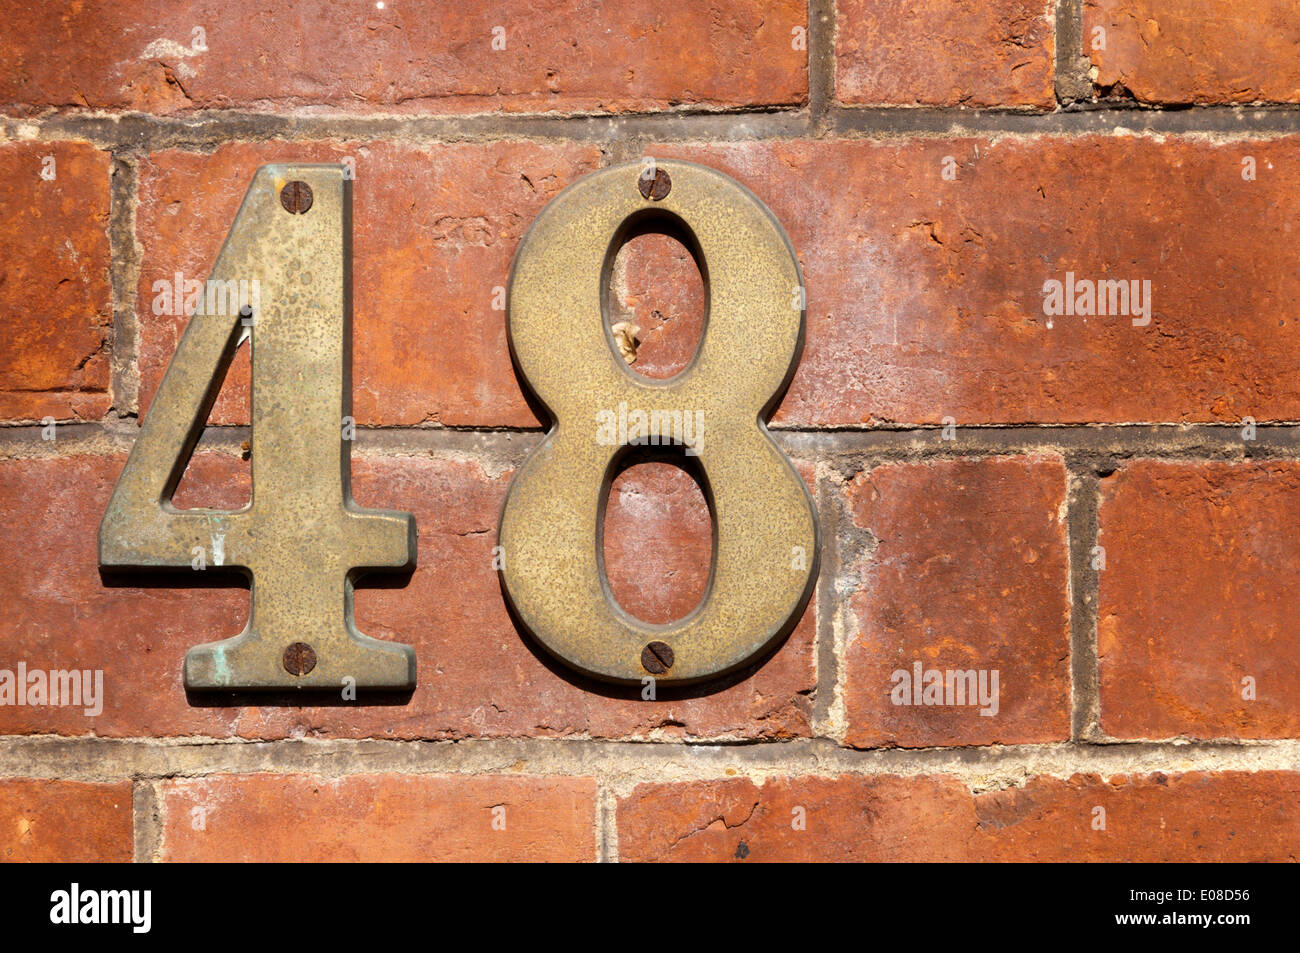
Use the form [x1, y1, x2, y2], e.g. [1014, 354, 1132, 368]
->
[136, 140, 601, 426]
[157, 774, 594, 861]
[617, 771, 1300, 861]
[653, 137, 1300, 425]
[1098, 461, 1300, 740]
[0, 779, 133, 862]
[148, 136, 1300, 429]
[0, 141, 112, 422]
[604, 462, 710, 623]
[138, 145, 718, 428]
[0, 452, 814, 739]
[0, 0, 806, 116]
[841, 457, 1070, 747]
[837, 0, 1055, 108]
[1086, 0, 1300, 104]
[611, 231, 706, 381]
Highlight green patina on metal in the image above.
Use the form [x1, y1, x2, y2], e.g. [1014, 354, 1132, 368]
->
[99, 164, 417, 691]
[500, 159, 820, 685]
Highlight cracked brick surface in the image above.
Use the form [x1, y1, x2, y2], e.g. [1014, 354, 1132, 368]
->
[648, 136, 1300, 426]
[0, 141, 112, 421]
[617, 772, 1300, 861]
[1086, 0, 1300, 104]
[836, 0, 1055, 108]
[0, 0, 807, 115]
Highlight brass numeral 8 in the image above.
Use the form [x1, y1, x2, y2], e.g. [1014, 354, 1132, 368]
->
[500, 159, 819, 685]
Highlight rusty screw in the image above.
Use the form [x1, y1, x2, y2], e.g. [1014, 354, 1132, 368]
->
[282, 642, 317, 676]
[280, 180, 313, 214]
[637, 167, 671, 201]
[640, 640, 675, 675]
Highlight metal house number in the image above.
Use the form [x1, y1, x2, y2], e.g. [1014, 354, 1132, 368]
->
[100, 159, 818, 692]
[100, 165, 417, 691]
[501, 159, 819, 685]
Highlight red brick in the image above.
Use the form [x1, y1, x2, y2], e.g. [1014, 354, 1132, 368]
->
[157, 774, 594, 861]
[136, 140, 600, 427]
[1098, 461, 1300, 740]
[836, 0, 1055, 108]
[653, 137, 1300, 425]
[612, 232, 706, 381]
[617, 771, 1300, 861]
[604, 462, 710, 623]
[0, 452, 814, 739]
[841, 457, 1070, 747]
[0, 0, 806, 116]
[1086, 0, 1300, 104]
[603, 456, 814, 632]
[0, 141, 111, 422]
[0, 780, 133, 862]
[146, 136, 1300, 429]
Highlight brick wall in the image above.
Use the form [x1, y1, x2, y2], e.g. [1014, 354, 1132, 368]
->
[2, 0, 1299, 862]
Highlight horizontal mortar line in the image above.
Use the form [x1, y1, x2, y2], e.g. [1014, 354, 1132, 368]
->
[774, 426, 1300, 460]
[6, 102, 1300, 149]
[0, 736, 1297, 791]
[3, 108, 815, 150]
[6, 422, 1300, 463]
[829, 103, 1300, 137]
